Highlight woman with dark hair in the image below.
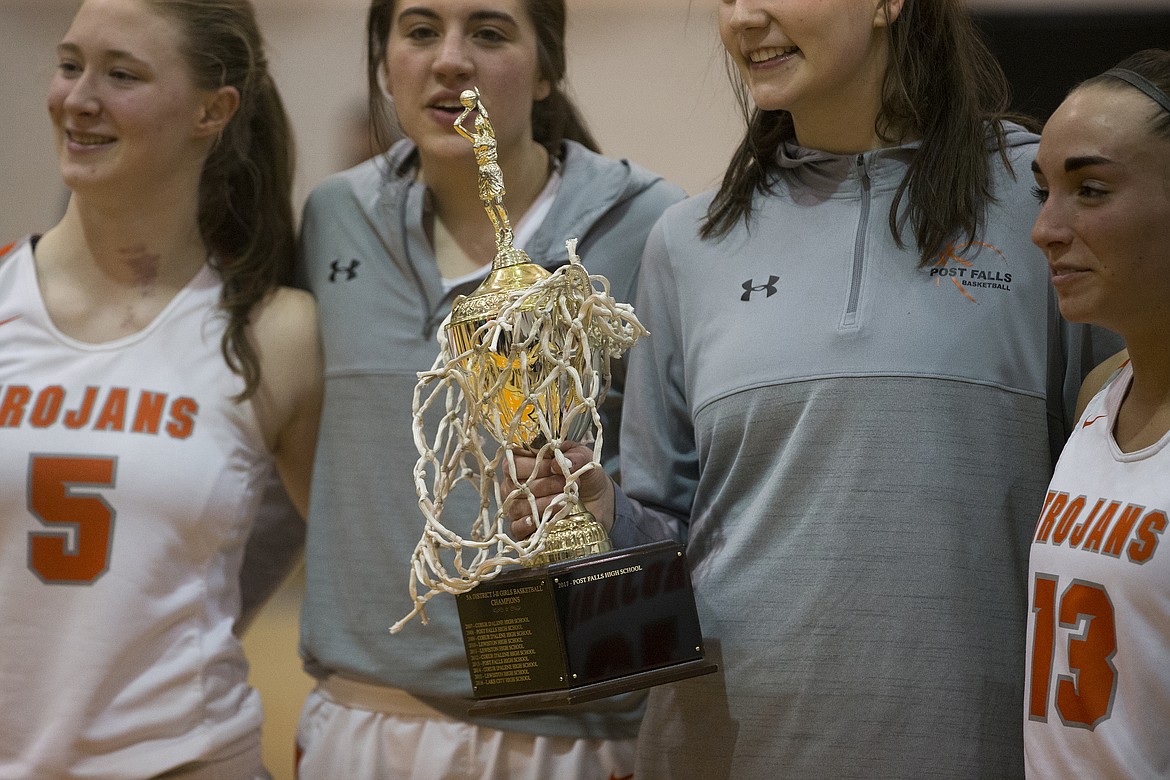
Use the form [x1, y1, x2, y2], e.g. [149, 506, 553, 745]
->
[293, 0, 684, 777]
[514, 0, 1123, 776]
[1025, 48, 1170, 779]
[0, 0, 321, 776]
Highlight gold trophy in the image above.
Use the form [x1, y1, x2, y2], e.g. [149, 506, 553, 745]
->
[394, 88, 713, 713]
[446, 87, 611, 567]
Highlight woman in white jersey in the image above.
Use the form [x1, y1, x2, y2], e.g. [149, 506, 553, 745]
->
[1025, 48, 1170, 778]
[0, 0, 321, 777]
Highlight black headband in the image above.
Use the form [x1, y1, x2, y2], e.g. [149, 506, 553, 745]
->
[1104, 68, 1170, 116]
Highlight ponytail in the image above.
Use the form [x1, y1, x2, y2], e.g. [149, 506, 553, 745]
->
[153, 0, 296, 399]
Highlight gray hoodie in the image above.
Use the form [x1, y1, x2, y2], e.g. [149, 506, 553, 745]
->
[295, 139, 684, 739]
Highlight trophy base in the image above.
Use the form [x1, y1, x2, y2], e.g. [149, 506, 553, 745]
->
[455, 540, 715, 714]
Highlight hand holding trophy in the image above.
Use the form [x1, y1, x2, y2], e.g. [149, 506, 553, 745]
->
[394, 88, 712, 713]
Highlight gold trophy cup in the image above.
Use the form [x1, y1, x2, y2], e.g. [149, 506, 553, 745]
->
[446, 87, 611, 567]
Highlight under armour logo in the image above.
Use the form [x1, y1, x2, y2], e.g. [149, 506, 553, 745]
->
[741, 275, 779, 301]
[329, 259, 361, 282]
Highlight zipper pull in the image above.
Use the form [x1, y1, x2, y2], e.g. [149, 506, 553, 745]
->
[855, 153, 870, 183]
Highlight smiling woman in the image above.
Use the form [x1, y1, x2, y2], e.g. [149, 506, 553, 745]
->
[0, 0, 322, 777]
[509, 0, 1124, 777]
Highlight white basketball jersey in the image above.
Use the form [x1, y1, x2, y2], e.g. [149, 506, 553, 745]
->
[0, 239, 271, 776]
[1024, 361, 1170, 779]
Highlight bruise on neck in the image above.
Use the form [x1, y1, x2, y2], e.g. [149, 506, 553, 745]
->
[118, 244, 161, 296]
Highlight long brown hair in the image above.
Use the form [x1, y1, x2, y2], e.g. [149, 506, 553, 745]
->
[151, 0, 296, 399]
[703, 0, 1037, 265]
[365, 0, 600, 157]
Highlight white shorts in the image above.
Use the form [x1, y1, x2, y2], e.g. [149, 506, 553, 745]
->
[295, 675, 636, 780]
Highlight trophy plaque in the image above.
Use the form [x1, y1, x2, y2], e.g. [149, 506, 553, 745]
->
[457, 540, 711, 714]
[393, 87, 714, 714]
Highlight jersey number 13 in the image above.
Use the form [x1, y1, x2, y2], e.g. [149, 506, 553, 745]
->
[1027, 573, 1118, 730]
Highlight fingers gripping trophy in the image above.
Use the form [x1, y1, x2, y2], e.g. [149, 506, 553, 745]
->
[394, 88, 710, 710]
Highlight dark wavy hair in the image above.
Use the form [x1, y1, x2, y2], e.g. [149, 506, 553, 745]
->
[1082, 48, 1170, 141]
[366, 0, 600, 157]
[703, 0, 1037, 265]
[150, 0, 296, 399]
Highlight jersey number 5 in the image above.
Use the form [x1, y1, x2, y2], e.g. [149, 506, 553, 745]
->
[1028, 573, 1118, 729]
[27, 455, 117, 585]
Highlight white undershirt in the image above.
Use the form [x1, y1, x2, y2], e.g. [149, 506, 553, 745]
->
[439, 167, 562, 294]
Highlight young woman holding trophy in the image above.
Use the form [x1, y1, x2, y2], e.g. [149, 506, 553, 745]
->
[515, 0, 1123, 776]
[292, 0, 683, 777]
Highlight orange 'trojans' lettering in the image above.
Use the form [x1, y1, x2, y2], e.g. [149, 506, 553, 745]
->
[0, 384, 198, 440]
[1034, 491, 1164, 565]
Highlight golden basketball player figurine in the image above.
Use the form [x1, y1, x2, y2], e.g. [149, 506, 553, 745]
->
[453, 87, 514, 254]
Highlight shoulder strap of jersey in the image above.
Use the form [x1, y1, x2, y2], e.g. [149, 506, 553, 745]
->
[0, 242, 16, 262]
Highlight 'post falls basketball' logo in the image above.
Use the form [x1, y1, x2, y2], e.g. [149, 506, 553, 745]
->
[928, 241, 1012, 303]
